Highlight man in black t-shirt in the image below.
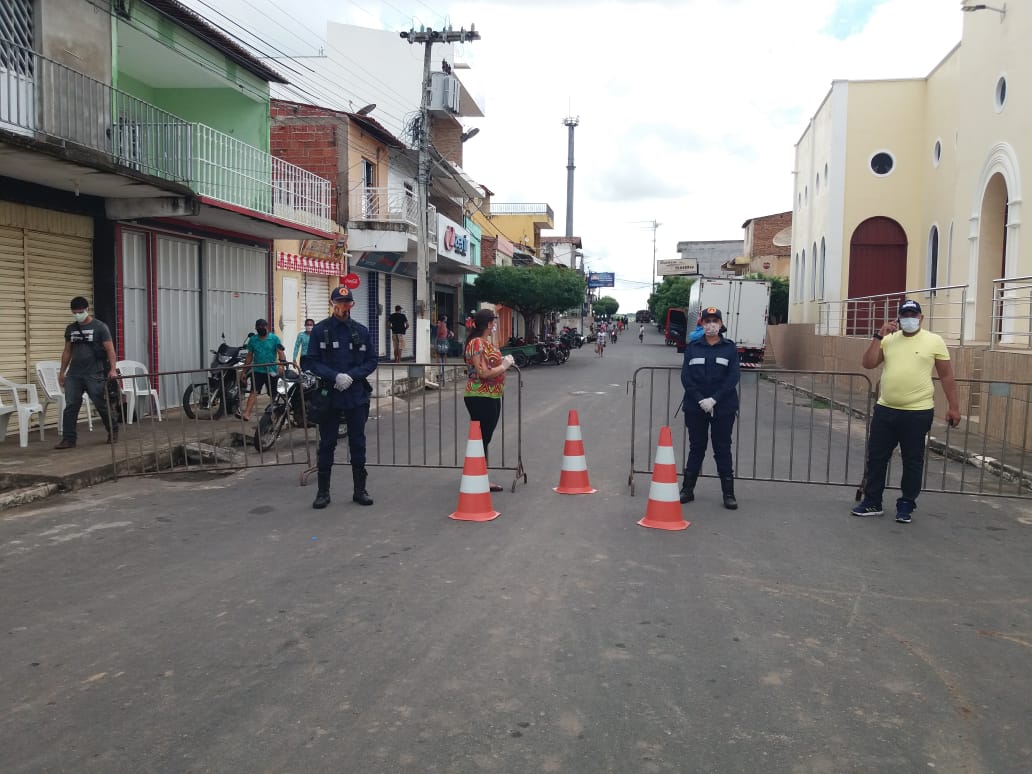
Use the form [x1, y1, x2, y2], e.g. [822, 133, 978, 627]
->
[55, 296, 120, 448]
[387, 305, 408, 363]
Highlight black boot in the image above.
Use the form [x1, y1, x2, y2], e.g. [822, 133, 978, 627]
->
[312, 470, 331, 509]
[679, 471, 698, 504]
[720, 476, 738, 510]
[352, 465, 374, 506]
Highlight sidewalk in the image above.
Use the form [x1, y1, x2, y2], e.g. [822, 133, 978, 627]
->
[0, 362, 469, 511]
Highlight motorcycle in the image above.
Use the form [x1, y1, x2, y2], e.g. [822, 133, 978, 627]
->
[559, 328, 585, 349]
[253, 367, 347, 452]
[182, 335, 249, 420]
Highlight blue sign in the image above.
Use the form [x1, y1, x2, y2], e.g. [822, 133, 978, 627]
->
[587, 271, 615, 288]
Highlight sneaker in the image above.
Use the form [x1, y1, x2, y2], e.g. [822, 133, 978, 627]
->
[895, 498, 915, 524]
[850, 499, 884, 517]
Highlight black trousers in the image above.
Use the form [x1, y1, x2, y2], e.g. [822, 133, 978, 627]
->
[61, 372, 117, 441]
[863, 404, 934, 503]
[316, 403, 369, 470]
[684, 406, 736, 478]
[464, 396, 501, 463]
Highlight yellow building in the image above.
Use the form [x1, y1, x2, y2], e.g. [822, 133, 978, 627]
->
[792, 4, 1032, 353]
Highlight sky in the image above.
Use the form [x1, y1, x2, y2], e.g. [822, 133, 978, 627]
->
[181, 0, 963, 314]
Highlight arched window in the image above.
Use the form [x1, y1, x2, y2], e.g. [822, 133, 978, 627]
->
[928, 225, 940, 289]
[811, 242, 818, 300]
[819, 238, 827, 299]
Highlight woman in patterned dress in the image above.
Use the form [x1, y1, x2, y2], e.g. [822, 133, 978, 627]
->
[463, 309, 515, 492]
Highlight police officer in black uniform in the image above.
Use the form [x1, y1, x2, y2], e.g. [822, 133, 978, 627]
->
[679, 306, 741, 509]
[305, 285, 378, 509]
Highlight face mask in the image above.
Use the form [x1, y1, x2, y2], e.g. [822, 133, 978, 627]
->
[304, 325, 314, 333]
[703, 322, 720, 336]
[256, 326, 268, 336]
[73, 311, 88, 323]
[491, 323, 497, 334]
[899, 317, 921, 334]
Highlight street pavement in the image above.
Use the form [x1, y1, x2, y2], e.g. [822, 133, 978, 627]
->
[2, 330, 1031, 773]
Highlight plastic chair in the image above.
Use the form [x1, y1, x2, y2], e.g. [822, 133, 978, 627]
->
[115, 360, 162, 424]
[0, 376, 45, 447]
[35, 360, 94, 435]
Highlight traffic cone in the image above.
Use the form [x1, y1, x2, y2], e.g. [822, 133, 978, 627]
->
[638, 426, 690, 531]
[553, 409, 597, 494]
[449, 420, 500, 522]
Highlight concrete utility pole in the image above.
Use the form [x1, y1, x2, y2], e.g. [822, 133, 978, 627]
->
[563, 115, 579, 237]
[631, 219, 661, 296]
[401, 24, 480, 365]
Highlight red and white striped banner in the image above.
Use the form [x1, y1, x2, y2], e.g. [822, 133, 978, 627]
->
[276, 252, 343, 276]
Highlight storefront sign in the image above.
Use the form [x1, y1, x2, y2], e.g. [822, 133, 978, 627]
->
[656, 258, 698, 276]
[354, 251, 402, 273]
[343, 273, 361, 289]
[587, 271, 615, 288]
[437, 214, 472, 264]
[300, 237, 348, 262]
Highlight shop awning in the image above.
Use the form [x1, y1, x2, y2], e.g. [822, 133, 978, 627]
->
[276, 252, 345, 275]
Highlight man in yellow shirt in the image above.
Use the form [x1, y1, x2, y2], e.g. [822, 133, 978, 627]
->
[853, 299, 961, 523]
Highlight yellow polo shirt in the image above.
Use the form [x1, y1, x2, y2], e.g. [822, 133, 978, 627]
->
[877, 329, 950, 411]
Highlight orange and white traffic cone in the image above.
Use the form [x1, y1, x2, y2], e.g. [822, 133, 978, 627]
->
[553, 409, 597, 494]
[638, 426, 690, 531]
[449, 420, 500, 522]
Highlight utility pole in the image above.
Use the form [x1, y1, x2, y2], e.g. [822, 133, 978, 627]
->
[563, 115, 579, 237]
[401, 24, 480, 365]
[630, 219, 661, 297]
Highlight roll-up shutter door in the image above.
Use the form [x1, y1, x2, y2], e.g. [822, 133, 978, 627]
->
[304, 274, 331, 323]
[204, 241, 268, 346]
[25, 229, 95, 377]
[350, 268, 370, 331]
[156, 236, 201, 403]
[0, 226, 27, 380]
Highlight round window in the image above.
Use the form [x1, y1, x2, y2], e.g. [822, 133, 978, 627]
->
[870, 152, 894, 176]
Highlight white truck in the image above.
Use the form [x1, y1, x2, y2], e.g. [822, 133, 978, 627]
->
[685, 277, 771, 366]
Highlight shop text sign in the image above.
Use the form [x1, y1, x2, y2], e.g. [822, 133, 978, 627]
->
[437, 214, 472, 264]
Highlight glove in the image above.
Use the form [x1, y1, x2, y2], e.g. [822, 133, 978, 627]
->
[334, 373, 354, 391]
[698, 397, 716, 414]
[501, 355, 515, 370]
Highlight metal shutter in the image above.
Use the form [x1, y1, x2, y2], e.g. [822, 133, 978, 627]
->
[304, 274, 331, 323]
[0, 225, 27, 379]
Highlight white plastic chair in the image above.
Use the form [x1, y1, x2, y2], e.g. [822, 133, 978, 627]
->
[35, 360, 94, 435]
[116, 360, 162, 424]
[0, 376, 45, 447]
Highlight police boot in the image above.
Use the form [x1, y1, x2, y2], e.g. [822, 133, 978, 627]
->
[679, 471, 698, 504]
[312, 470, 332, 509]
[720, 476, 738, 510]
[352, 464, 374, 506]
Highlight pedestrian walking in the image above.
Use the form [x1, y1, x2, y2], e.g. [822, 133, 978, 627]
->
[435, 315, 454, 383]
[679, 306, 741, 509]
[639, 324, 645, 343]
[388, 305, 409, 363]
[463, 309, 515, 492]
[293, 318, 315, 363]
[54, 296, 120, 448]
[239, 319, 287, 422]
[852, 299, 960, 523]
[306, 286, 378, 509]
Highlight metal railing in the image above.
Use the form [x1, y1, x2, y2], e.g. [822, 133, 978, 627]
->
[817, 284, 967, 344]
[490, 202, 555, 221]
[991, 275, 1032, 351]
[347, 186, 419, 226]
[628, 367, 1032, 500]
[1, 39, 332, 233]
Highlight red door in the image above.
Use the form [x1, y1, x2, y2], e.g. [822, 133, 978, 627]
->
[847, 217, 907, 334]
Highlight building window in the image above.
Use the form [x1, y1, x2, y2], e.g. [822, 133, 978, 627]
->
[810, 242, 817, 300]
[798, 249, 806, 302]
[933, 139, 942, 167]
[870, 151, 894, 176]
[928, 225, 939, 288]
[995, 75, 1007, 112]
[946, 222, 953, 285]
[819, 238, 826, 299]
[824, 163, 829, 185]
[815, 172, 820, 194]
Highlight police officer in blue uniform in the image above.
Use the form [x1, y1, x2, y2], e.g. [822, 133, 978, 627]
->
[305, 285, 378, 509]
[679, 306, 741, 509]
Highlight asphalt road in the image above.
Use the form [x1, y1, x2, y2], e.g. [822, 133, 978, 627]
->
[2, 332, 1031, 773]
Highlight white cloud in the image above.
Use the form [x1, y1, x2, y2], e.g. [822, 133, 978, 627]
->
[182, 0, 961, 313]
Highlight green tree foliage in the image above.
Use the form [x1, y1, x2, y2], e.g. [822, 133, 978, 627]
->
[743, 272, 789, 323]
[647, 276, 695, 324]
[592, 296, 619, 320]
[475, 265, 586, 339]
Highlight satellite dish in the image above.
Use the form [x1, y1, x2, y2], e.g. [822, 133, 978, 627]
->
[772, 226, 792, 247]
[356, 104, 376, 116]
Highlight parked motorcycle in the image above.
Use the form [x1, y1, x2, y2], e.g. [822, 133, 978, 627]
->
[559, 329, 585, 349]
[253, 367, 347, 452]
[182, 335, 248, 420]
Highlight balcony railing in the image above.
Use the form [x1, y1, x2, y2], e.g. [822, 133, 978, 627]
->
[348, 186, 419, 225]
[0, 40, 332, 233]
[992, 275, 1032, 351]
[490, 202, 555, 222]
[817, 285, 968, 344]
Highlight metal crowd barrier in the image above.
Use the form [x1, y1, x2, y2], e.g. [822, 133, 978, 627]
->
[103, 361, 527, 491]
[628, 367, 1032, 500]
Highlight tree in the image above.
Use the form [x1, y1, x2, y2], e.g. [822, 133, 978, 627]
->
[743, 272, 789, 323]
[475, 265, 586, 340]
[647, 276, 695, 324]
[592, 296, 619, 320]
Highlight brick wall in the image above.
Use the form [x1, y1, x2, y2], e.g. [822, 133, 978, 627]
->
[481, 235, 497, 268]
[270, 100, 346, 223]
[749, 211, 792, 258]
[431, 115, 463, 166]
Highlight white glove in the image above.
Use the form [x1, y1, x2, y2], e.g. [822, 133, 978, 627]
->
[501, 355, 515, 370]
[698, 397, 716, 414]
[334, 373, 354, 391]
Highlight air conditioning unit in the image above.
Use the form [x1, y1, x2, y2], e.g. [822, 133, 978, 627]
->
[430, 72, 461, 114]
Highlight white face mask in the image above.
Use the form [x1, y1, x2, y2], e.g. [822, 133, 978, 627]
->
[703, 322, 721, 336]
[491, 323, 497, 334]
[899, 317, 921, 334]
[73, 311, 88, 323]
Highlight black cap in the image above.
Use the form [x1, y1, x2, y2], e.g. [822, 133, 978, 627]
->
[700, 306, 723, 321]
[330, 286, 354, 304]
[899, 299, 922, 315]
